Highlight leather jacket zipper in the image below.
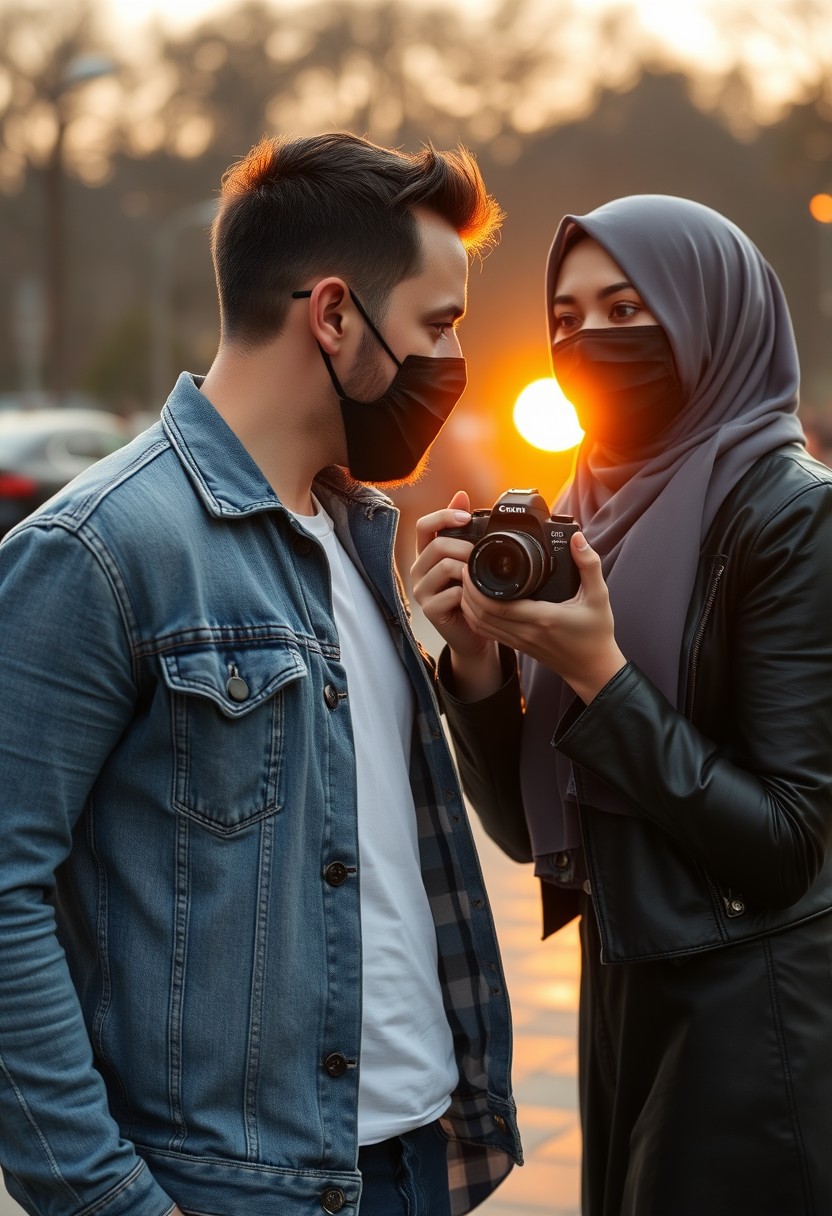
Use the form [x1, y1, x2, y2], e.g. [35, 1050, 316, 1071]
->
[684, 558, 725, 719]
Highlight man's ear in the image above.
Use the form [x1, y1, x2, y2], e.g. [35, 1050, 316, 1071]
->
[307, 278, 352, 356]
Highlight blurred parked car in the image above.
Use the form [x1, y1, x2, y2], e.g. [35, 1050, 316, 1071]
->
[0, 409, 131, 537]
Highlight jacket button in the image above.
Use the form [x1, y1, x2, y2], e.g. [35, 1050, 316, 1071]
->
[554, 851, 570, 870]
[726, 897, 746, 917]
[323, 1052, 348, 1077]
[226, 673, 249, 701]
[323, 684, 339, 710]
[321, 1189, 345, 1214]
[493, 1113, 507, 1132]
[324, 862, 348, 886]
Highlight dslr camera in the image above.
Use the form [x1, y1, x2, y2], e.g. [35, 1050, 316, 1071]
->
[439, 489, 581, 603]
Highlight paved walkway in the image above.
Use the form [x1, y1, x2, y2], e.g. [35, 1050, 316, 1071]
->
[471, 814, 582, 1216]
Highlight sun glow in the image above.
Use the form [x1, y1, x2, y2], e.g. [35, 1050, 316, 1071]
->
[513, 378, 584, 452]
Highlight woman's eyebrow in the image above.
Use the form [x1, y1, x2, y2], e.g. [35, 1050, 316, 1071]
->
[599, 281, 636, 299]
[552, 281, 636, 307]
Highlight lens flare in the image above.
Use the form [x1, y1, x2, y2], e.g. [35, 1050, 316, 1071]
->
[513, 378, 584, 452]
[809, 194, 832, 224]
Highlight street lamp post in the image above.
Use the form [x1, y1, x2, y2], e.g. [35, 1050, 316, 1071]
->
[809, 192, 832, 320]
[46, 54, 116, 403]
[150, 199, 218, 408]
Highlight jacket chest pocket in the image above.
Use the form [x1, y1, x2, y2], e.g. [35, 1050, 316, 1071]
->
[160, 640, 308, 834]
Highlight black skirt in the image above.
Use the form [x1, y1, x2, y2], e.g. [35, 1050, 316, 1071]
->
[578, 897, 832, 1215]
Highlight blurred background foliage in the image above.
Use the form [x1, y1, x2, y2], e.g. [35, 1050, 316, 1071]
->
[2, 0, 832, 502]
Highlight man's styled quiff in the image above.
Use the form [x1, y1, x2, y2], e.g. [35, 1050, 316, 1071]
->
[211, 132, 504, 347]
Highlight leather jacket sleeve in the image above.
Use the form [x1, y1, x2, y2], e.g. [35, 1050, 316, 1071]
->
[554, 473, 832, 911]
[438, 645, 533, 864]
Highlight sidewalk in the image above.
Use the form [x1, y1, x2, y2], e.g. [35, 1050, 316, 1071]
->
[471, 814, 582, 1216]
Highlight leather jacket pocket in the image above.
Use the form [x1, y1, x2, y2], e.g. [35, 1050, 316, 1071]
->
[160, 640, 307, 834]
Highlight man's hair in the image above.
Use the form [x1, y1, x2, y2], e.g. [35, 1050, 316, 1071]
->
[211, 132, 504, 348]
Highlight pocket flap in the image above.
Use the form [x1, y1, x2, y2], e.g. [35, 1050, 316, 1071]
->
[161, 641, 307, 717]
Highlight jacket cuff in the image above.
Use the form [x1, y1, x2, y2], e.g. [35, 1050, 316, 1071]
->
[48, 1159, 175, 1216]
[437, 643, 518, 714]
[553, 661, 640, 750]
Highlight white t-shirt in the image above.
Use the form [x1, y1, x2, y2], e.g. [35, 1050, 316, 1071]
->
[294, 499, 458, 1145]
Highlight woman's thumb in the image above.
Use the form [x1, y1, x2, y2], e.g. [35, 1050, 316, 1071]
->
[448, 489, 471, 514]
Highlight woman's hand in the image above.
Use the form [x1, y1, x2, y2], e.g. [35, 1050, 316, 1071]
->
[412, 490, 502, 700]
[458, 531, 626, 704]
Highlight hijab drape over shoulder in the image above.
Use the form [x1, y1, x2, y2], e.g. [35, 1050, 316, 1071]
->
[520, 195, 806, 861]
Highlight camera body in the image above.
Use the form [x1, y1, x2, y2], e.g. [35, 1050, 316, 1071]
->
[439, 489, 581, 603]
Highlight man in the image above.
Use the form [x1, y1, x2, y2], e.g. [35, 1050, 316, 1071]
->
[0, 134, 520, 1216]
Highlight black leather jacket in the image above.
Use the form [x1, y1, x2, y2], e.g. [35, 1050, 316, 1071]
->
[441, 445, 832, 963]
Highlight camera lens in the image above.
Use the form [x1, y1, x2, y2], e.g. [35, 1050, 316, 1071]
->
[469, 532, 547, 599]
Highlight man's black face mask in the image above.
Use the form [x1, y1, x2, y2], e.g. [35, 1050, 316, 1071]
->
[293, 288, 467, 481]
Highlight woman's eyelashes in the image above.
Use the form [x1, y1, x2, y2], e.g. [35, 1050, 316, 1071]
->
[552, 298, 648, 336]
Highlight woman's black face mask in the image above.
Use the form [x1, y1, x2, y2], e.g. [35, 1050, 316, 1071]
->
[292, 288, 467, 481]
[551, 325, 685, 453]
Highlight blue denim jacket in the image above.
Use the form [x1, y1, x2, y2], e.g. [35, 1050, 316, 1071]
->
[0, 374, 521, 1216]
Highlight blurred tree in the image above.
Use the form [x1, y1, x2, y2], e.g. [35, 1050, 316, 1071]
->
[2, 0, 832, 420]
[0, 0, 121, 190]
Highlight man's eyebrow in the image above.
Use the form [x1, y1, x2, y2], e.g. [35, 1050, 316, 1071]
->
[552, 281, 637, 306]
[426, 302, 466, 321]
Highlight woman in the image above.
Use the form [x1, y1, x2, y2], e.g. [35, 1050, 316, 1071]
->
[412, 195, 832, 1215]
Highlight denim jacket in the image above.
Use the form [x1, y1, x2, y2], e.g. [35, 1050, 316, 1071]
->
[0, 373, 521, 1216]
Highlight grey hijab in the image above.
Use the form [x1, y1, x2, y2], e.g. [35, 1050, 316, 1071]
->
[520, 194, 805, 860]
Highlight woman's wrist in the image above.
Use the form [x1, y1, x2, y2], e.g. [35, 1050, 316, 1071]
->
[449, 640, 503, 703]
[566, 646, 628, 705]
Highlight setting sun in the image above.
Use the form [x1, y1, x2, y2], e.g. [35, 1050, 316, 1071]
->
[513, 378, 584, 452]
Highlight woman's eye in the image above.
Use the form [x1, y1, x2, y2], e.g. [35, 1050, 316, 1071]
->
[553, 313, 580, 334]
[610, 302, 640, 321]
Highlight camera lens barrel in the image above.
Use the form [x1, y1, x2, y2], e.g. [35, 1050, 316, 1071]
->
[469, 532, 547, 600]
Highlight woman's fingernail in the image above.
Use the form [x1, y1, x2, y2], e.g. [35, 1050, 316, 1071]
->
[574, 532, 589, 550]
[453, 511, 471, 522]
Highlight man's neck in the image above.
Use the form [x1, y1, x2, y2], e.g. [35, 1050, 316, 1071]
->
[199, 345, 340, 515]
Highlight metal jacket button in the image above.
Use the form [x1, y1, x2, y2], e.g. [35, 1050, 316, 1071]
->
[554, 851, 570, 870]
[324, 862, 348, 886]
[226, 666, 249, 702]
[321, 1189, 346, 1214]
[323, 684, 339, 710]
[323, 1052, 348, 1077]
[493, 1113, 507, 1132]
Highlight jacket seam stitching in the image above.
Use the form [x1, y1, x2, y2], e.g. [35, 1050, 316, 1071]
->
[39, 440, 171, 530]
[135, 632, 337, 660]
[763, 936, 814, 1212]
[74, 1160, 149, 1216]
[73, 525, 142, 674]
[0, 1052, 82, 1204]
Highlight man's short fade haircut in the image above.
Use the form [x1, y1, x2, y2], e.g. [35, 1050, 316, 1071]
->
[211, 131, 504, 348]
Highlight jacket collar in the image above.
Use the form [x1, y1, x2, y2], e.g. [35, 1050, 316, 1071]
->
[161, 372, 391, 519]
